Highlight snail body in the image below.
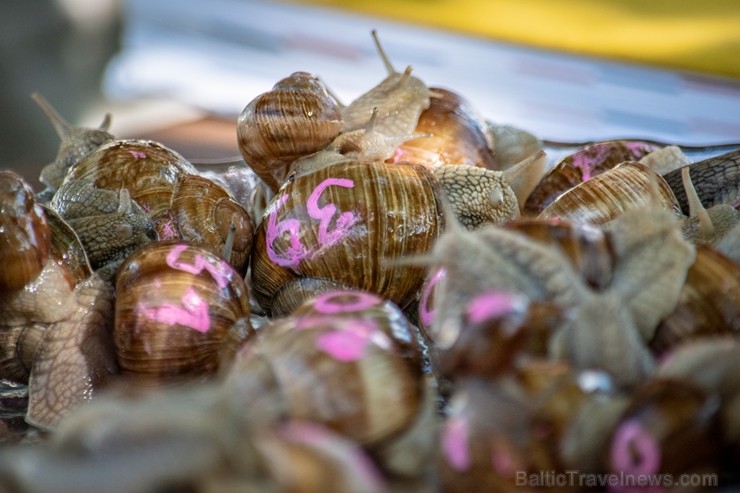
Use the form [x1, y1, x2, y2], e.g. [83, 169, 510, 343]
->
[31, 92, 115, 198]
[0, 171, 116, 429]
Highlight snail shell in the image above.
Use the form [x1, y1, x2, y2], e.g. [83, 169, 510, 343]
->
[388, 86, 495, 169]
[237, 71, 343, 192]
[114, 241, 252, 384]
[663, 149, 740, 214]
[290, 290, 425, 371]
[250, 160, 444, 316]
[224, 313, 424, 446]
[524, 140, 661, 215]
[650, 246, 740, 356]
[537, 161, 681, 226]
[55, 139, 253, 272]
[0, 170, 52, 292]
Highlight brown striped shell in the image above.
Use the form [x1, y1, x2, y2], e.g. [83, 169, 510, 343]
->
[537, 161, 681, 226]
[250, 160, 444, 316]
[114, 241, 252, 384]
[650, 246, 740, 355]
[223, 314, 424, 446]
[0, 170, 52, 292]
[524, 140, 661, 215]
[388, 86, 495, 169]
[237, 71, 343, 192]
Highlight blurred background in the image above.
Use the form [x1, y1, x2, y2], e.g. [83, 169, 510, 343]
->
[3, 0, 740, 190]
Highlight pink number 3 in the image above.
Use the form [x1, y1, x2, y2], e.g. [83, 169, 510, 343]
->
[266, 178, 357, 269]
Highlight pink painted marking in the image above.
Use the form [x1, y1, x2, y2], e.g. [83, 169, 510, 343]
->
[315, 320, 389, 362]
[419, 268, 446, 328]
[610, 419, 661, 476]
[623, 141, 656, 156]
[129, 150, 147, 159]
[265, 194, 310, 269]
[306, 178, 357, 246]
[441, 416, 471, 471]
[137, 287, 210, 333]
[571, 144, 610, 181]
[465, 291, 519, 324]
[165, 244, 232, 289]
[313, 291, 381, 314]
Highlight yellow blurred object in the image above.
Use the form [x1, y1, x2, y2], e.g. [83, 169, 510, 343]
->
[292, 0, 740, 79]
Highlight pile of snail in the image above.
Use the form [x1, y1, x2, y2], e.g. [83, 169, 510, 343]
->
[1, 30, 739, 492]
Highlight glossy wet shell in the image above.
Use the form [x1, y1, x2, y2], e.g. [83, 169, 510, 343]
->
[0, 171, 51, 292]
[389, 87, 495, 169]
[237, 72, 343, 191]
[250, 160, 444, 316]
[114, 241, 252, 384]
[524, 140, 661, 215]
[537, 162, 681, 226]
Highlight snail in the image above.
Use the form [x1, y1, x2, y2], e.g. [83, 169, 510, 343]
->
[523, 140, 662, 215]
[0, 171, 117, 430]
[113, 241, 253, 385]
[51, 139, 254, 274]
[31, 92, 115, 200]
[249, 148, 545, 316]
[237, 30, 432, 194]
[536, 161, 682, 226]
[223, 301, 425, 446]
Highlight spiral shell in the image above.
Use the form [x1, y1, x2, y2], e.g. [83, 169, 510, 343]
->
[524, 140, 661, 215]
[537, 161, 681, 226]
[237, 71, 343, 192]
[114, 241, 252, 384]
[250, 160, 443, 316]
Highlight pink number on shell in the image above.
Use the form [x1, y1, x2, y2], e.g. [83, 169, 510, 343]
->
[137, 286, 210, 333]
[610, 418, 661, 476]
[306, 178, 357, 246]
[315, 320, 391, 362]
[419, 268, 446, 328]
[266, 194, 310, 269]
[265, 180, 357, 270]
[465, 291, 520, 325]
[165, 244, 232, 289]
[313, 291, 381, 315]
[441, 415, 471, 471]
[129, 150, 147, 159]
